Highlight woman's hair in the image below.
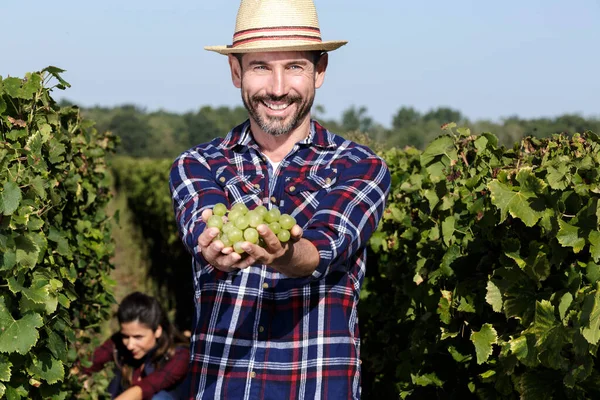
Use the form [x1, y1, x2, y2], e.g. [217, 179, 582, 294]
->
[114, 292, 188, 388]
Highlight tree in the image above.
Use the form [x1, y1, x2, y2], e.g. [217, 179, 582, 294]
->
[392, 106, 422, 129]
[423, 107, 463, 124]
[341, 105, 374, 132]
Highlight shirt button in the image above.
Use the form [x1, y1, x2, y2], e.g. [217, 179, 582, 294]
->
[262, 283, 269, 289]
[270, 196, 277, 203]
[250, 371, 256, 378]
[259, 326, 264, 333]
[219, 176, 226, 183]
[289, 186, 296, 192]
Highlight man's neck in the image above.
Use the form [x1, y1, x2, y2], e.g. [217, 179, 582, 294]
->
[250, 117, 312, 162]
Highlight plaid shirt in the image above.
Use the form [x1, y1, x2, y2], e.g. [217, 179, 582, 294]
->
[169, 120, 391, 400]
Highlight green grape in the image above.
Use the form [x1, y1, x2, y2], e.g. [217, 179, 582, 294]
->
[279, 214, 296, 230]
[247, 210, 264, 228]
[244, 227, 259, 244]
[277, 230, 291, 243]
[213, 203, 228, 216]
[220, 233, 232, 247]
[264, 207, 281, 223]
[222, 222, 236, 235]
[234, 215, 249, 230]
[227, 209, 243, 224]
[233, 241, 245, 254]
[268, 221, 281, 235]
[207, 215, 223, 230]
[254, 205, 268, 216]
[230, 203, 249, 215]
[228, 227, 244, 243]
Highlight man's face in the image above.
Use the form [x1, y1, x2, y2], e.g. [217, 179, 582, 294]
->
[229, 51, 327, 137]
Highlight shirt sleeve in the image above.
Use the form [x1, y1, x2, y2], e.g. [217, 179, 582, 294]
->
[169, 150, 228, 266]
[301, 153, 391, 280]
[136, 346, 190, 400]
[79, 337, 116, 375]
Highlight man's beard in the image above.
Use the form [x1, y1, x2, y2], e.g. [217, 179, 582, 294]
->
[242, 91, 315, 137]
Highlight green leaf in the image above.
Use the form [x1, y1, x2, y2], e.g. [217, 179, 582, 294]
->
[8, 274, 58, 314]
[437, 290, 452, 324]
[509, 334, 538, 367]
[14, 234, 40, 269]
[589, 231, 600, 262]
[447, 346, 472, 363]
[47, 228, 72, 257]
[411, 372, 444, 387]
[556, 219, 586, 253]
[488, 179, 543, 227]
[558, 292, 573, 321]
[46, 330, 67, 361]
[26, 352, 64, 384]
[517, 370, 557, 400]
[0, 182, 22, 216]
[441, 215, 455, 247]
[0, 298, 43, 354]
[0, 354, 11, 381]
[485, 280, 503, 313]
[470, 323, 497, 364]
[581, 286, 600, 345]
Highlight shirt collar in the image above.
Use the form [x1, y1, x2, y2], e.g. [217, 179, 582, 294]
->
[221, 119, 338, 150]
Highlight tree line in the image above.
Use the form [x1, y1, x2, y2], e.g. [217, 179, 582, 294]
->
[61, 99, 600, 159]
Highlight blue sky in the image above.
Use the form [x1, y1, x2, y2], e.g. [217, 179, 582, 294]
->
[2, 0, 599, 127]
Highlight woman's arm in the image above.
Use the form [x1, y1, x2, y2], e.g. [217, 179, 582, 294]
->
[115, 386, 143, 400]
[132, 347, 190, 400]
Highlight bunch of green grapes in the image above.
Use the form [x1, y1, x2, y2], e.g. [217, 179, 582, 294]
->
[206, 203, 296, 254]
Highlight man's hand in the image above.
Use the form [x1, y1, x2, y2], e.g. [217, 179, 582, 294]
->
[198, 209, 243, 272]
[199, 208, 318, 277]
[231, 223, 303, 271]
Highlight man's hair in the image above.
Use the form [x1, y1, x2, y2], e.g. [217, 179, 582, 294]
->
[234, 51, 324, 68]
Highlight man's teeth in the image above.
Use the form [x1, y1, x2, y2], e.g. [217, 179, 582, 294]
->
[264, 102, 289, 110]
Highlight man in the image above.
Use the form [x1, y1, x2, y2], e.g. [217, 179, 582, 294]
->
[169, 1, 391, 398]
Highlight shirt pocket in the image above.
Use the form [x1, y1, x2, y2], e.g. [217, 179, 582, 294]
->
[283, 168, 337, 216]
[215, 166, 263, 204]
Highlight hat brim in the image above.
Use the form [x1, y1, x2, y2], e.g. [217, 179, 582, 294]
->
[204, 40, 348, 55]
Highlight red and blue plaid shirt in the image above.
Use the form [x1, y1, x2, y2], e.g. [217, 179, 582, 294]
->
[169, 120, 391, 399]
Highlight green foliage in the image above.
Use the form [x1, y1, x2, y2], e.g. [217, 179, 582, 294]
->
[110, 156, 193, 330]
[0, 68, 117, 398]
[360, 124, 600, 398]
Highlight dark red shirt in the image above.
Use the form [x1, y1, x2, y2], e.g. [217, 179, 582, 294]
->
[82, 337, 190, 399]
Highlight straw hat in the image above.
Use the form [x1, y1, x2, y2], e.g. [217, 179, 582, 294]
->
[204, 0, 348, 55]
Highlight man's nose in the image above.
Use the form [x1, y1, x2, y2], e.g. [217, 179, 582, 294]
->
[268, 69, 286, 97]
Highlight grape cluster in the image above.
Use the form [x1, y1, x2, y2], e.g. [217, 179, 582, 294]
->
[207, 203, 296, 254]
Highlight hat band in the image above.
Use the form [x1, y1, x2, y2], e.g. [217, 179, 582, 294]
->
[232, 26, 322, 47]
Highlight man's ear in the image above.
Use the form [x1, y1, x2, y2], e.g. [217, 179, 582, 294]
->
[315, 52, 328, 89]
[229, 55, 242, 88]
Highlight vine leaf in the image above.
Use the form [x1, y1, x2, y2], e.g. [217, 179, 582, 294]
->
[486, 280, 503, 313]
[0, 182, 22, 216]
[26, 351, 64, 384]
[0, 354, 11, 381]
[557, 220, 586, 253]
[488, 179, 543, 227]
[589, 231, 600, 262]
[0, 298, 43, 354]
[581, 286, 600, 345]
[470, 323, 498, 364]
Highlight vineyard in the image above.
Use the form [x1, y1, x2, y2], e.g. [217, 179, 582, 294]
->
[2, 71, 600, 399]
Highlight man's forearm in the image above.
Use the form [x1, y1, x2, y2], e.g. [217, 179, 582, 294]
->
[271, 238, 320, 278]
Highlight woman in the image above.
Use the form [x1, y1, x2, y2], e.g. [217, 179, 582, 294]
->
[81, 292, 190, 399]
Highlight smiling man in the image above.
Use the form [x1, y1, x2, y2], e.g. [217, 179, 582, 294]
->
[169, 1, 391, 399]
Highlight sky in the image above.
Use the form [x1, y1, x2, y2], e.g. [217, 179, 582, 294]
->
[2, 0, 599, 128]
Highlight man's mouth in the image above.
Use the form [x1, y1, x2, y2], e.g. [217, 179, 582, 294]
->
[262, 101, 291, 111]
